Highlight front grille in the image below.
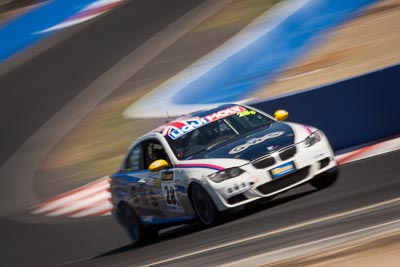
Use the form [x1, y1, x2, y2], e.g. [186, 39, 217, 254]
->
[256, 167, 310, 195]
[279, 145, 297, 161]
[252, 155, 276, 169]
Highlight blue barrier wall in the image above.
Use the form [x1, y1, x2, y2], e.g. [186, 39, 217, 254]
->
[252, 64, 400, 151]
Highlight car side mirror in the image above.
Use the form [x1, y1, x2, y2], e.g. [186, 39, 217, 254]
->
[149, 159, 169, 172]
[274, 109, 289, 121]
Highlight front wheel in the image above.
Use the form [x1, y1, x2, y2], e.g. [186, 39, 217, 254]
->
[190, 184, 220, 226]
[310, 166, 338, 189]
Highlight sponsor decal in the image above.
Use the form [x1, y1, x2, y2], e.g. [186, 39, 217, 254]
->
[229, 131, 285, 154]
[267, 145, 279, 151]
[236, 109, 256, 117]
[168, 118, 209, 139]
[270, 161, 296, 179]
[130, 186, 158, 207]
[152, 179, 161, 187]
[205, 105, 246, 122]
[162, 172, 173, 181]
[167, 105, 246, 140]
[150, 160, 163, 168]
[158, 121, 187, 136]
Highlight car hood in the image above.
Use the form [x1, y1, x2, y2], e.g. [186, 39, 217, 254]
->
[190, 122, 295, 161]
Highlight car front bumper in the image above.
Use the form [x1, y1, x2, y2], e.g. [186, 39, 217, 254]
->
[204, 135, 337, 211]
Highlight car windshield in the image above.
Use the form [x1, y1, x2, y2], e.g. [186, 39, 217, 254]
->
[165, 107, 274, 159]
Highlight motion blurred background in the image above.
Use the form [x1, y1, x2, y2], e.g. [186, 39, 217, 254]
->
[0, 0, 399, 266]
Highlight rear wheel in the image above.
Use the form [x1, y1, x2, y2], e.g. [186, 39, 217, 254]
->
[190, 184, 220, 226]
[310, 166, 338, 189]
[119, 204, 157, 245]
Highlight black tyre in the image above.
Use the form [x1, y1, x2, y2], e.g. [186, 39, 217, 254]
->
[119, 204, 157, 245]
[190, 184, 220, 226]
[310, 166, 338, 189]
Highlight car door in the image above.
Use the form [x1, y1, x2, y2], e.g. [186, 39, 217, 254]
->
[142, 139, 188, 219]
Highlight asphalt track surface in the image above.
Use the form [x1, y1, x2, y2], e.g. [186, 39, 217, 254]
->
[0, 151, 398, 266]
[1, 1, 399, 267]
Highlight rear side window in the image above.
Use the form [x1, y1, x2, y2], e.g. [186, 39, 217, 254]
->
[126, 145, 144, 172]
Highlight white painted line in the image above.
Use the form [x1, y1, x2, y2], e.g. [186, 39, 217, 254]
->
[220, 218, 400, 267]
[275, 68, 324, 82]
[143, 197, 400, 266]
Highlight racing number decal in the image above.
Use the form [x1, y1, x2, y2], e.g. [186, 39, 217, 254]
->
[162, 182, 184, 213]
[164, 185, 179, 206]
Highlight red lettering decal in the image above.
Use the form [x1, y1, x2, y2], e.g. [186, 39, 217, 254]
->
[206, 106, 245, 122]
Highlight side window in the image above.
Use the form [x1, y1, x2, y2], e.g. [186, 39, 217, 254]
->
[143, 140, 170, 169]
[126, 144, 144, 172]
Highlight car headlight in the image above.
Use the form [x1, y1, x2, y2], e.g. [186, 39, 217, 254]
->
[304, 131, 321, 147]
[208, 167, 244, 183]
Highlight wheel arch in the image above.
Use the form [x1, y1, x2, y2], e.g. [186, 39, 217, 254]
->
[187, 179, 228, 212]
[114, 200, 131, 224]
[187, 180, 222, 225]
[187, 180, 203, 206]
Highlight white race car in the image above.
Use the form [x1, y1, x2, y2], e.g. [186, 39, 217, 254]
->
[110, 104, 338, 244]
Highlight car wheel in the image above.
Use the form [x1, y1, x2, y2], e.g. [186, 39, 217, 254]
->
[310, 166, 338, 190]
[190, 184, 220, 226]
[119, 204, 157, 245]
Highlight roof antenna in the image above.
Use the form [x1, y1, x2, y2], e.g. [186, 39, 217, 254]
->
[165, 111, 172, 123]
